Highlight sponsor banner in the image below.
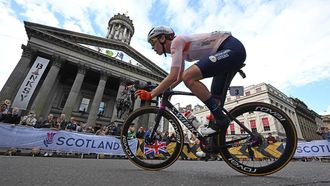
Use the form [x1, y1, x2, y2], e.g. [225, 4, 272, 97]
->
[0, 123, 137, 155]
[295, 140, 330, 157]
[12, 57, 50, 109]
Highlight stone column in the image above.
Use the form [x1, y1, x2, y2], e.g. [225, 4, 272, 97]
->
[111, 78, 127, 121]
[86, 72, 108, 126]
[31, 55, 63, 118]
[62, 65, 86, 120]
[0, 45, 36, 102]
[122, 27, 127, 42]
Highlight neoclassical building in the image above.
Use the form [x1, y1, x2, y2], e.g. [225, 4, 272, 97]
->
[0, 13, 166, 126]
[194, 83, 324, 141]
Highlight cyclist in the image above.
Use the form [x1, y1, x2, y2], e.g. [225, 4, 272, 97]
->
[136, 25, 246, 136]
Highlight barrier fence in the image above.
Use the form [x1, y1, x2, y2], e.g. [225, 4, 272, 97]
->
[1, 123, 329, 159]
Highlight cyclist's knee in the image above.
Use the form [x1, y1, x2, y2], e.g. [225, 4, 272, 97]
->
[182, 73, 194, 88]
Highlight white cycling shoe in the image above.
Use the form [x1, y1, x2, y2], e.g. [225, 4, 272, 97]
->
[200, 125, 218, 136]
[195, 151, 206, 158]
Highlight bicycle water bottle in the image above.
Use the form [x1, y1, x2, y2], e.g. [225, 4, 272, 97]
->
[184, 110, 201, 129]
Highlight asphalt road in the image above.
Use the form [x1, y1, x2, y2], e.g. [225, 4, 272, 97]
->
[0, 156, 329, 186]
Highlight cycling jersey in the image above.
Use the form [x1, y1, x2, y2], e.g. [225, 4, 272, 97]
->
[170, 31, 231, 68]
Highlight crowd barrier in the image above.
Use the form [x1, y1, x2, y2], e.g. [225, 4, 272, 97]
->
[1, 123, 330, 160]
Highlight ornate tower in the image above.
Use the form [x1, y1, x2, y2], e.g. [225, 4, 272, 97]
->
[106, 13, 134, 45]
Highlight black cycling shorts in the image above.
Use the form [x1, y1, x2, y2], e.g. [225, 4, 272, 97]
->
[195, 36, 246, 103]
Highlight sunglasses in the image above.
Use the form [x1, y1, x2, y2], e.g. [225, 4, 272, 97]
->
[149, 37, 158, 46]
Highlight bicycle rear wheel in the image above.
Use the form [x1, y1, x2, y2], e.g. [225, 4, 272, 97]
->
[121, 106, 184, 170]
[218, 102, 297, 176]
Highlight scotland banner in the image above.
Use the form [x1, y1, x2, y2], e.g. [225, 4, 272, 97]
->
[0, 124, 137, 155]
[295, 140, 330, 157]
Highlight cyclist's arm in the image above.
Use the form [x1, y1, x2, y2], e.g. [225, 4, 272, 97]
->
[150, 66, 181, 97]
[169, 63, 184, 89]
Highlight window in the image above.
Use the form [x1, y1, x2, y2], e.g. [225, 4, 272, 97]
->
[262, 117, 270, 131]
[256, 87, 262, 93]
[226, 97, 231, 102]
[245, 91, 251, 96]
[79, 98, 90, 112]
[230, 123, 235, 135]
[240, 121, 246, 134]
[250, 119, 257, 133]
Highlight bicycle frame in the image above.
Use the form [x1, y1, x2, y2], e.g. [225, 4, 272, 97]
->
[149, 89, 255, 146]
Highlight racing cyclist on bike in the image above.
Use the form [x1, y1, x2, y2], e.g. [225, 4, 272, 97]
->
[136, 25, 246, 137]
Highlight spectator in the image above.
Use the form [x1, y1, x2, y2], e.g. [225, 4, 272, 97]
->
[1, 107, 20, 125]
[169, 132, 177, 142]
[190, 135, 200, 145]
[76, 122, 83, 132]
[144, 127, 153, 140]
[127, 126, 136, 139]
[317, 127, 330, 142]
[107, 122, 117, 135]
[52, 117, 61, 130]
[96, 126, 109, 136]
[37, 114, 55, 128]
[66, 117, 78, 131]
[161, 131, 170, 144]
[0, 99, 11, 114]
[85, 126, 95, 134]
[20, 111, 37, 127]
[57, 114, 67, 130]
[136, 127, 145, 139]
[266, 133, 277, 144]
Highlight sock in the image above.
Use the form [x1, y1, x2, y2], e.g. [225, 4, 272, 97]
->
[203, 97, 226, 121]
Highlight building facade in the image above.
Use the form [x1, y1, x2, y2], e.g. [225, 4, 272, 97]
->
[193, 83, 322, 141]
[0, 14, 166, 127]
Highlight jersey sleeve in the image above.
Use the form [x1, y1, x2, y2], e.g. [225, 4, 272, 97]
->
[170, 35, 185, 68]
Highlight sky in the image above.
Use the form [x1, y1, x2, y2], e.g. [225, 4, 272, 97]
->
[0, 0, 329, 115]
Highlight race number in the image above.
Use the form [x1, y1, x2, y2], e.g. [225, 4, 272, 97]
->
[229, 86, 244, 96]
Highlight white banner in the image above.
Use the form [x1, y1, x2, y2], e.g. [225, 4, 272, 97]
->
[0, 124, 137, 155]
[295, 140, 330, 157]
[12, 56, 50, 109]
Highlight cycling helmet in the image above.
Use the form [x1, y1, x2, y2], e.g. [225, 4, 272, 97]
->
[147, 25, 175, 44]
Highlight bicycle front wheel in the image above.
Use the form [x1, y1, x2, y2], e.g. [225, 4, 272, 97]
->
[218, 102, 297, 176]
[121, 106, 184, 171]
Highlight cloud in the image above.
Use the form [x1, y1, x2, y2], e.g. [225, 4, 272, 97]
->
[0, 1, 27, 91]
[160, 0, 330, 91]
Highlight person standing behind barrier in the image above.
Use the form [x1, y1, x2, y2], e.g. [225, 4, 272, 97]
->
[38, 113, 55, 128]
[317, 127, 330, 142]
[66, 117, 77, 131]
[266, 133, 277, 144]
[0, 99, 11, 116]
[162, 131, 170, 144]
[2, 107, 21, 125]
[20, 111, 37, 127]
[127, 126, 136, 139]
[57, 114, 68, 130]
[136, 127, 145, 139]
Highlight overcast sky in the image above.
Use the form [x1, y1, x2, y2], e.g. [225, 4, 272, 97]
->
[0, 0, 329, 114]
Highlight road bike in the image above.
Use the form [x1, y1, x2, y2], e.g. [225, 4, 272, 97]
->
[120, 64, 297, 176]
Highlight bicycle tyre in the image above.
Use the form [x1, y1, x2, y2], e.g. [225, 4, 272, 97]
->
[218, 102, 297, 176]
[121, 106, 184, 171]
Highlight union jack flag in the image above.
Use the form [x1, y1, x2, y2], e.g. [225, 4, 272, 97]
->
[144, 140, 167, 156]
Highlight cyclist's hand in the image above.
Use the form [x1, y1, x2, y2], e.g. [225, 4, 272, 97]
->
[135, 90, 152, 101]
[206, 114, 214, 121]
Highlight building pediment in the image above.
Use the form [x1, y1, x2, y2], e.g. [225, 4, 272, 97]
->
[24, 21, 167, 79]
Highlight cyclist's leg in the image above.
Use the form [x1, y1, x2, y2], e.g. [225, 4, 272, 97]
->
[190, 37, 246, 135]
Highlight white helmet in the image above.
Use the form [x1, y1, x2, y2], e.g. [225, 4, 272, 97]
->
[147, 25, 175, 44]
